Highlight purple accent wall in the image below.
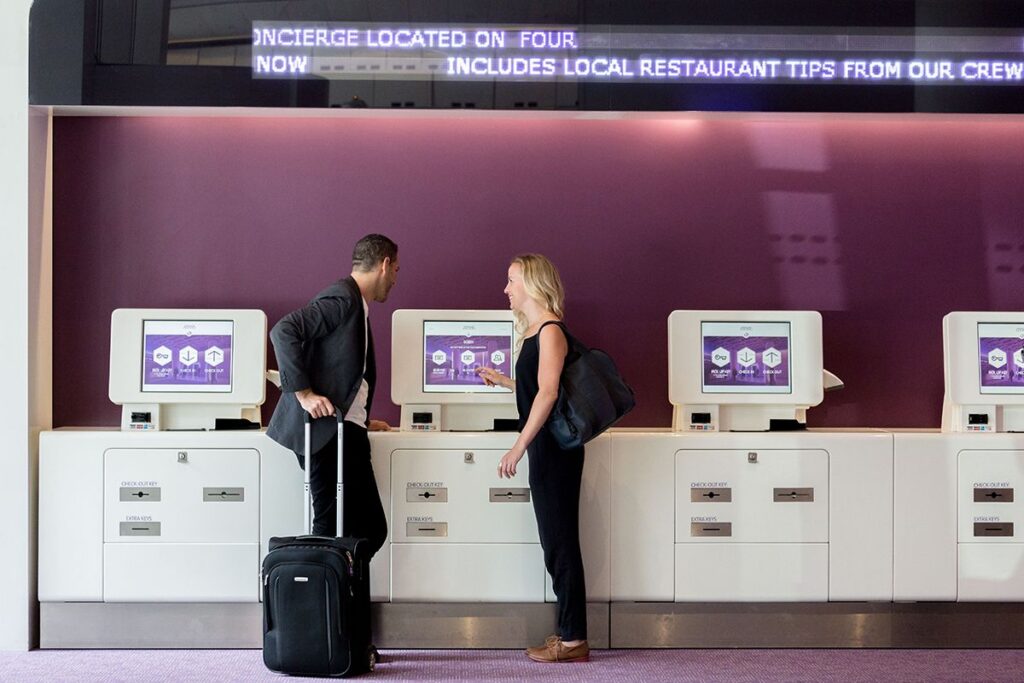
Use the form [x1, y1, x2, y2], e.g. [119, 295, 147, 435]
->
[52, 114, 1024, 429]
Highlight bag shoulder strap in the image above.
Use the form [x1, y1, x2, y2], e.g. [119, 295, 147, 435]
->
[537, 320, 584, 355]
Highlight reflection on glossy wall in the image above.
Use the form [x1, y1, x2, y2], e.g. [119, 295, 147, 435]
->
[52, 113, 1024, 429]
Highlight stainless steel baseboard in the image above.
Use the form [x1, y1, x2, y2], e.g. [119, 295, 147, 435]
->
[44, 601, 1024, 649]
[611, 602, 1024, 648]
[40, 602, 264, 649]
[372, 602, 610, 649]
[39, 602, 610, 649]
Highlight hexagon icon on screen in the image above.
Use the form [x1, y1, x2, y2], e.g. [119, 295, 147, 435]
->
[491, 351, 506, 365]
[460, 350, 476, 365]
[711, 347, 730, 367]
[204, 346, 224, 367]
[762, 347, 782, 368]
[152, 346, 172, 366]
[989, 348, 1007, 369]
[432, 350, 447, 365]
[1015, 348, 1024, 369]
[737, 348, 756, 368]
[179, 345, 199, 367]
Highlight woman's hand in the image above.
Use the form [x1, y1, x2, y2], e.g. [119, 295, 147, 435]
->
[497, 446, 526, 478]
[477, 366, 511, 389]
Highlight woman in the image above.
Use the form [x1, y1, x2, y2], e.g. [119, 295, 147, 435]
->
[477, 254, 589, 664]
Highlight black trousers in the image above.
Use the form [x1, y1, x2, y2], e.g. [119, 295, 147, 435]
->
[528, 429, 587, 641]
[298, 421, 388, 556]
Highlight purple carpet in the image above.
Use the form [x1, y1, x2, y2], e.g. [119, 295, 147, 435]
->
[2, 649, 1024, 682]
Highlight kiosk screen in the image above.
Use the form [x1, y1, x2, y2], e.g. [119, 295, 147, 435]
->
[701, 321, 792, 394]
[978, 322, 1024, 394]
[423, 320, 514, 393]
[141, 320, 234, 393]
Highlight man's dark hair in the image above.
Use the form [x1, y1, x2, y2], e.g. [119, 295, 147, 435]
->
[352, 234, 398, 272]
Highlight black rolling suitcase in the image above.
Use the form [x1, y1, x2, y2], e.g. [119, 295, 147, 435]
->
[262, 413, 376, 677]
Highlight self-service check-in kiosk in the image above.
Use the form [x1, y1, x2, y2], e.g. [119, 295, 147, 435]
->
[370, 310, 610, 610]
[610, 311, 893, 618]
[894, 312, 1024, 601]
[107, 309, 268, 432]
[38, 309, 306, 647]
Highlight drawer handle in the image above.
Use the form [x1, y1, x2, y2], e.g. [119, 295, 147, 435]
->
[773, 487, 814, 502]
[203, 487, 245, 502]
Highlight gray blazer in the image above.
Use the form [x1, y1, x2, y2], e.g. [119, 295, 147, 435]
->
[266, 276, 376, 456]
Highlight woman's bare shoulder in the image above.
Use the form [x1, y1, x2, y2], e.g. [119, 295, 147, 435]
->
[538, 320, 567, 345]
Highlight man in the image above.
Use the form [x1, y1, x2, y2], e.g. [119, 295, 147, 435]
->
[267, 233, 398, 551]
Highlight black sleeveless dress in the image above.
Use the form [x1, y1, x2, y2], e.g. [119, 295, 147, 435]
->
[515, 321, 588, 641]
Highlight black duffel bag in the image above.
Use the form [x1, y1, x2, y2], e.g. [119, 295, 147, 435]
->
[543, 321, 635, 449]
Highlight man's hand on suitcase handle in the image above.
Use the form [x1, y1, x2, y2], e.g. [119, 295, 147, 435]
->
[296, 389, 336, 419]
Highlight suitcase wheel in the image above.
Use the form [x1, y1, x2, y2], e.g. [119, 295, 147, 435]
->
[368, 645, 379, 671]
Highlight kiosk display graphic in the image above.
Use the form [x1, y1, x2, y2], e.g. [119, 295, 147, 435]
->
[978, 323, 1024, 394]
[141, 320, 233, 392]
[423, 320, 513, 393]
[701, 321, 791, 394]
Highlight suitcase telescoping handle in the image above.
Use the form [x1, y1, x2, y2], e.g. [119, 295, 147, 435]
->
[302, 411, 345, 537]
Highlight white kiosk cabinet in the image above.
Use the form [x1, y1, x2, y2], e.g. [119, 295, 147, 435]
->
[609, 311, 892, 603]
[894, 312, 1024, 601]
[675, 447, 829, 601]
[375, 310, 611, 604]
[611, 430, 891, 603]
[389, 444, 544, 602]
[371, 432, 612, 604]
[39, 430, 303, 606]
[103, 447, 260, 601]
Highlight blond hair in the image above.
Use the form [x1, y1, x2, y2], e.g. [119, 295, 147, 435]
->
[511, 254, 566, 350]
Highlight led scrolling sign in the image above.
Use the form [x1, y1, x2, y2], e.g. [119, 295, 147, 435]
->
[252, 22, 1024, 85]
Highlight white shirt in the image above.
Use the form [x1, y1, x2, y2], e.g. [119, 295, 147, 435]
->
[344, 297, 370, 427]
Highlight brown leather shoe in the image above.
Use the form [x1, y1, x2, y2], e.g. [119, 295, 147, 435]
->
[526, 637, 590, 663]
